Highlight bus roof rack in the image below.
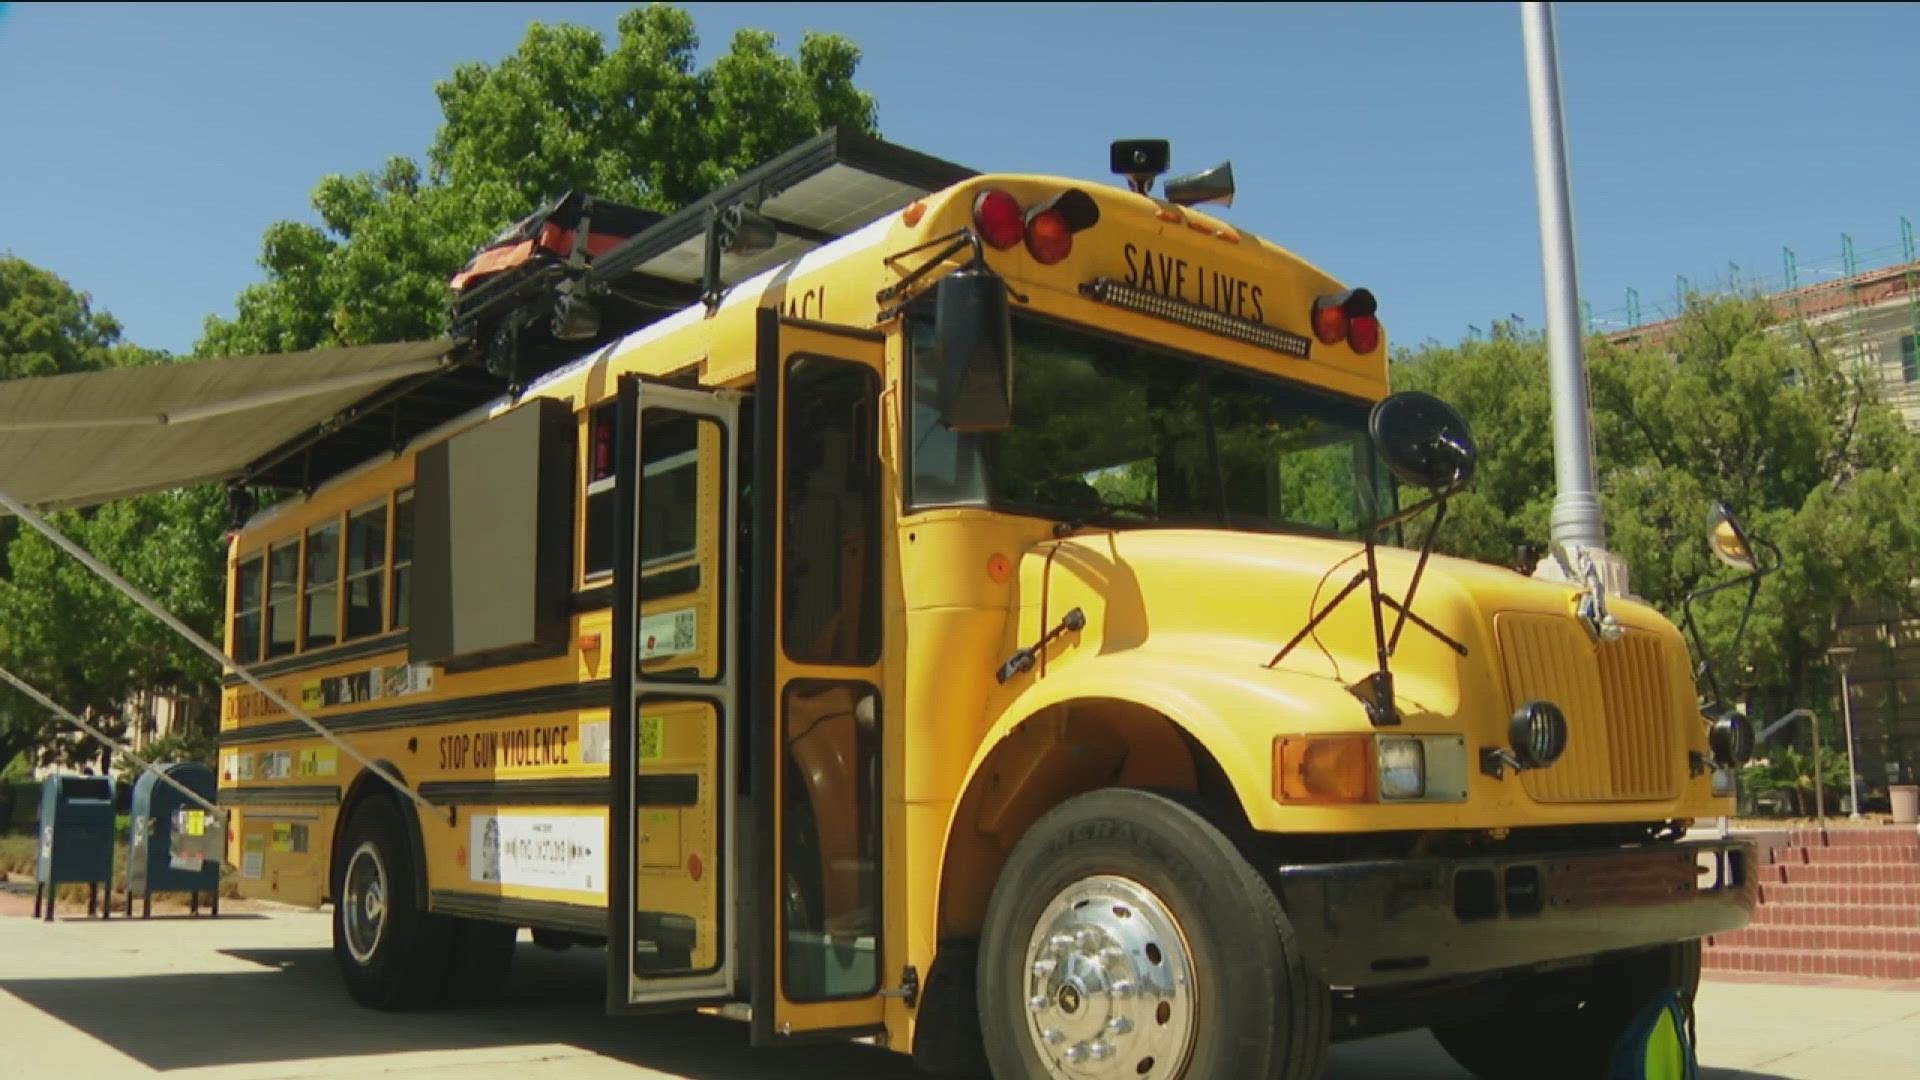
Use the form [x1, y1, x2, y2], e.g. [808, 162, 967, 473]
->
[450, 127, 975, 387]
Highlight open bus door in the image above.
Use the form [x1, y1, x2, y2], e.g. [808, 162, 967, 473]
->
[608, 375, 742, 1008]
[750, 311, 890, 1043]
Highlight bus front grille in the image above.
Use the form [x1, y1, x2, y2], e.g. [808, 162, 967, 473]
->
[1494, 613, 1680, 803]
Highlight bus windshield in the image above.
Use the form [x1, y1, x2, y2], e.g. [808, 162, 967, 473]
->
[908, 317, 1396, 537]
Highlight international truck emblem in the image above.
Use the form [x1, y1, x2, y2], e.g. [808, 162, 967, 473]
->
[1556, 545, 1625, 645]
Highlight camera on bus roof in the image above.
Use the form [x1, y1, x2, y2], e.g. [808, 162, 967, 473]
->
[1111, 139, 1171, 194]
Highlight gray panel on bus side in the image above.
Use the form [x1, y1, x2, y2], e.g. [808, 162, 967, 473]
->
[412, 396, 575, 669]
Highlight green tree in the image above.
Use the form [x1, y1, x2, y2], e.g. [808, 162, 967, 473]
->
[1392, 295, 1920, 710]
[1388, 322, 1555, 569]
[0, 256, 162, 377]
[1740, 743, 1854, 818]
[0, 487, 228, 770]
[198, 5, 880, 356]
[0, 258, 223, 770]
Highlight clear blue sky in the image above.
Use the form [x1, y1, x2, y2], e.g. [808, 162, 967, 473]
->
[2, 2, 1916, 356]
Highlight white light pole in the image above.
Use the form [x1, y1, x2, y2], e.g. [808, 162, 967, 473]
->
[1521, 1, 1632, 597]
[1829, 646, 1863, 820]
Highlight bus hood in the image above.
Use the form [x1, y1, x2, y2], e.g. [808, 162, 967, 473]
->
[1033, 529, 1703, 804]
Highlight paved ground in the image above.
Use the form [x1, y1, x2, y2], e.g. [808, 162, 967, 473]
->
[2, 887, 1917, 1079]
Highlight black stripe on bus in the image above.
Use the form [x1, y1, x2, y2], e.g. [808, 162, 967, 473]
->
[431, 891, 608, 938]
[749, 304, 781, 1043]
[218, 785, 342, 806]
[574, 566, 704, 614]
[221, 631, 409, 687]
[571, 584, 615, 613]
[216, 681, 614, 746]
[419, 777, 608, 805]
[416, 774, 697, 807]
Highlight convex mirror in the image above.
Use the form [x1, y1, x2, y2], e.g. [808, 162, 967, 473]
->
[1368, 391, 1477, 490]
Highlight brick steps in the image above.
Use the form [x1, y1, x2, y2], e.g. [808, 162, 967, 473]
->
[1757, 881, 1920, 907]
[1748, 902, 1920, 929]
[1702, 826, 1920, 984]
[1702, 945, 1920, 980]
[1707, 924, 1920, 954]
[1773, 843, 1920, 865]
[1771, 862, 1920, 885]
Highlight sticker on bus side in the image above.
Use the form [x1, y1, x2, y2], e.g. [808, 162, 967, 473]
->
[242, 835, 265, 879]
[300, 662, 436, 711]
[638, 608, 697, 661]
[468, 813, 605, 894]
[637, 716, 664, 763]
[581, 720, 611, 765]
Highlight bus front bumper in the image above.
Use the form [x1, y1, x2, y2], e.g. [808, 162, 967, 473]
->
[1270, 839, 1756, 988]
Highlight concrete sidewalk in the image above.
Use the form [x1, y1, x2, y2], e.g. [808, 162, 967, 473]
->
[0, 897, 1915, 1079]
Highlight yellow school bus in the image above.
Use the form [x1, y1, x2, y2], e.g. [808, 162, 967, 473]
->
[216, 132, 1757, 1080]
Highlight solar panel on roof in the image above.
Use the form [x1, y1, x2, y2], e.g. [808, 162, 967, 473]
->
[585, 128, 975, 301]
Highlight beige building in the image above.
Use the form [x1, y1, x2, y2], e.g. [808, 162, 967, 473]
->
[29, 690, 200, 781]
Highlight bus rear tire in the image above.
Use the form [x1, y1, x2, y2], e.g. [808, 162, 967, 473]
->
[1430, 940, 1702, 1080]
[332, 796, 453, 1010]
[977, 788, 1328, 1080]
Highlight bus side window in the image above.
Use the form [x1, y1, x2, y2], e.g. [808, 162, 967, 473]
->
[639, 413, 700, 571]
[232, 554, 264, 662]
[392, 490, 415, 631]
[584, 405, 617, 579]
[304, 519, 342, 651]
[266, 539, 298, 659]
[345, 500, 387, 640]
[782, 357, 881, 664]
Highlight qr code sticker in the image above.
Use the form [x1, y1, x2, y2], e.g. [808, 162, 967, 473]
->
[637, 717, 663, 762]
[639, 608, 697, 659]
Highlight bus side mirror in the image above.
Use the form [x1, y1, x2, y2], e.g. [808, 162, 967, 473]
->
[1707, 501, 1757, 572]
[1369, 391, 1476, 491]
[933, 263, 1014, 433]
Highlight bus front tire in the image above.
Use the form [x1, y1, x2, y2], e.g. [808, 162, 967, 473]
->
[1430, 940, 1702, 1080]
[332, 797, 454, 1010]
[977, 788, 1328, 1080]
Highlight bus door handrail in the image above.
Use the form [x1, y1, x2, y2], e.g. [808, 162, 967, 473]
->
[0, 489, 449, 825]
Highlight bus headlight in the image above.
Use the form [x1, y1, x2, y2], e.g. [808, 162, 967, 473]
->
[1378, 738, 1426, 799]
[1709, 708, 1754, 768]
[1510, 701, 1569, 769]
[1378, 735, 1470, 802]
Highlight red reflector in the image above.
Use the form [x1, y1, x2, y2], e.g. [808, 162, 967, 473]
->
[973, 189, 1024, 250]
[687, 852, 704, 882]
[1025, 208, 1073, 265]
[1348, 314, 1381, 354]
[1312, 303, 1348, 345]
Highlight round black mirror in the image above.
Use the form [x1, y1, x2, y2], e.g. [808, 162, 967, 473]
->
[1368, 391, 1476, 490]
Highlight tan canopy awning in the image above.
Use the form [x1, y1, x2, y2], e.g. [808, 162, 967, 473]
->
[0, 339, 457, 511]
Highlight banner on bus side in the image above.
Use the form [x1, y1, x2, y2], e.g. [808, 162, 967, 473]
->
[468, 813, 605, 894]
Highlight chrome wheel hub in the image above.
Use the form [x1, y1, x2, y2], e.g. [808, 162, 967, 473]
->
[1022, 875, 1197, 1080]
[342, 841, 389, 965]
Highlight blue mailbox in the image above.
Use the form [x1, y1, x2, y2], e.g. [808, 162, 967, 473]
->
[32, 774, 117, 922]
[126, 763, 222, 918]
